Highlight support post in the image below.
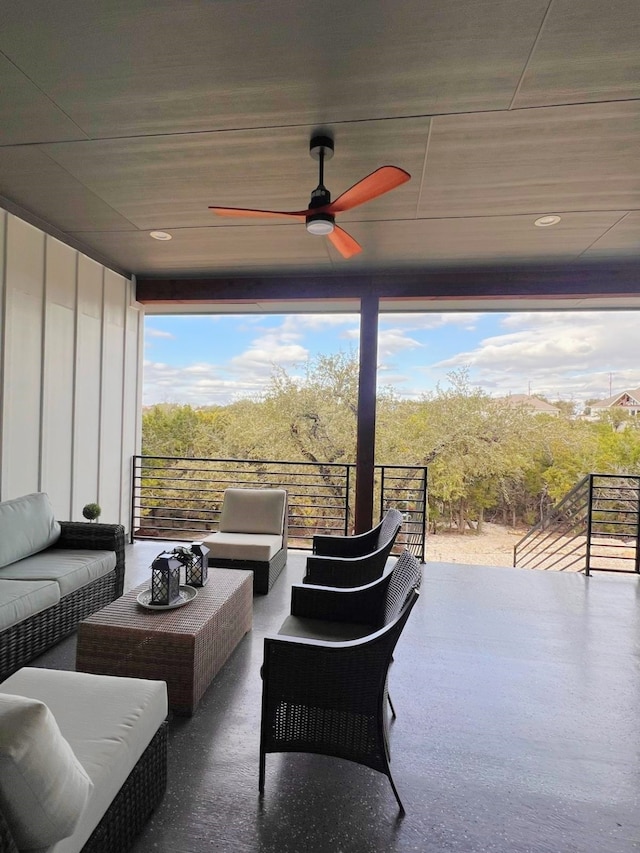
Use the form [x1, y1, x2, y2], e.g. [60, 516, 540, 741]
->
[354, 294, 378, 534]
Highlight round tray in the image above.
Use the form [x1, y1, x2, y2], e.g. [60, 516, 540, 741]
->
[137, 585, 198, 610]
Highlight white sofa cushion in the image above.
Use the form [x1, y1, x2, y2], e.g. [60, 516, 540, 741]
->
[0, 549, 116, 597]
[0, 668, 168, 853]
[0, 493, 61, 568]
[0, 578, 60, 631]
[203, 531, 283, 562]
[219, 488, 286, 535]
[0, 693, 93, 849]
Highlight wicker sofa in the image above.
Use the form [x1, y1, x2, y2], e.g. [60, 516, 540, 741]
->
[0, 493, 125, 683]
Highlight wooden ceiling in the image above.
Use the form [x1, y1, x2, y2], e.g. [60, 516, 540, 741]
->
[0, 0, 637, 302]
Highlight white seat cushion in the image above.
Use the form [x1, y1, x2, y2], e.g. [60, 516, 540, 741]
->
[0, 692, 93, 849]
[0, 578, 60, 631]
[0, 549, 116, 597]
[202, 531, 283, 562]
[0, 668, 168, 853]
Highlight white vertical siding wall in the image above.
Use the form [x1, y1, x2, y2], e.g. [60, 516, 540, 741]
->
[0, 209, 143, 532]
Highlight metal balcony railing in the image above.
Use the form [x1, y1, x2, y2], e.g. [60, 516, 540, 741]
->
[513, 473, 640, 575]
[131, 456, 428, 561]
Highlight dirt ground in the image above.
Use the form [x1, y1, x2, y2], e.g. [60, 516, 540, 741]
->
[424, 521, 637, 572]
[425, 521, 530, 567]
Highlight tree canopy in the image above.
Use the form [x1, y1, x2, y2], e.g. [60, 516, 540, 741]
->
[142, 354, 640, 533]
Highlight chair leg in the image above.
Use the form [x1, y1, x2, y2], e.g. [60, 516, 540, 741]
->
[259, 748, 266, 793]
[387, 693, 397, 719]
[387, 770, 406, 816]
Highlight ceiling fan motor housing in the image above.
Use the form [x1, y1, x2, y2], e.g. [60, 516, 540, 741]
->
[307, 178, 334, 234]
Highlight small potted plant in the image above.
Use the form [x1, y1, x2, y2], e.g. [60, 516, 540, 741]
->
[82, 502, 101, 522]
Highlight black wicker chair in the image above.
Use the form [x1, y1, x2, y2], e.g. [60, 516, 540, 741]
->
[286, 548, 422, 640]
[304, 508, 403, 587]
[259, 550, 422, 814]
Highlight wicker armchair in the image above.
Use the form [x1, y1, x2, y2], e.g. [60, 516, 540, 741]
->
[259, 588, 419, 814]
[259, 550, 422, 814]
[286, 548, 422, 639]
[304, 508, 403, 587]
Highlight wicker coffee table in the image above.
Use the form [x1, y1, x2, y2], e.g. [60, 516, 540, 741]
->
[76, 568, 253, 715]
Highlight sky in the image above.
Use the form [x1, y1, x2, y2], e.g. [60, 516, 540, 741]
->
[143, 310, 640, 409]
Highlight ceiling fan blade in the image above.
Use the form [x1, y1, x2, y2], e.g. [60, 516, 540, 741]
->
[328, 166, 411, 214]
[209, 205, 308, 220]
[327, 226, 362, 259]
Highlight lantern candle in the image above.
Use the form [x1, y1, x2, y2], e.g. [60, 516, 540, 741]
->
[186, 541, 210, 587]
[150, 553, 182, 605]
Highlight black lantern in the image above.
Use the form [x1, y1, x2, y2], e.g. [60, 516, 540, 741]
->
[186, 541, 210, 587]
[150, 553, 181, 605]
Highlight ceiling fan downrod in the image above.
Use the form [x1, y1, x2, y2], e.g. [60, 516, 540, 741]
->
[307, 135, 335, 235]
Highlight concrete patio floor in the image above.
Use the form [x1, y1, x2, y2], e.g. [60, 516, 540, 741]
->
[34, 543, 640, 853]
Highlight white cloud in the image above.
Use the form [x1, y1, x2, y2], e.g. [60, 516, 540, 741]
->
[280, 314, 360, 331]
[143, 318, 311, 405]
[228, 343, 309, 373]
[379, 312, 482, 331]
[144, 360, 263, 406]
[377, 329, 423, 358]
[145, 327, 175, 339]
[434, 311, 640, 402]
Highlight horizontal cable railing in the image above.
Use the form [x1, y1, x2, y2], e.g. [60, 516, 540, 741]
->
[132, 456, 428, 561]
[513, 473, 640, 574]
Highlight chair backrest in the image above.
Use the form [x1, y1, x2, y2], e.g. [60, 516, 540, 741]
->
[219, 488, 287, 535]
[377, 508, 403, 550]
[382, 549, 422, 626]
[361, 587, 420, 674]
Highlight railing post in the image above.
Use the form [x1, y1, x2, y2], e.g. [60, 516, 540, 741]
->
[421, 467, 428, 563]
[344, 465, 351, 536]
[379, 466, 385, 520]
[635, 475, 640, 575]
[585, 473, 594, 576]
[130, 455, 137, 544]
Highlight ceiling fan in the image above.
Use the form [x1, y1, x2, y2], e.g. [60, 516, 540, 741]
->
[208, 135, 411, 258]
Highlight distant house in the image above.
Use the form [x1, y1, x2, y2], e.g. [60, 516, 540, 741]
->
[498, 394, 561, 416]
[589, 388, 640, 418]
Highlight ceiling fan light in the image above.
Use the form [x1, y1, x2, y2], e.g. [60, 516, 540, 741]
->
[306, 213, 335, 235]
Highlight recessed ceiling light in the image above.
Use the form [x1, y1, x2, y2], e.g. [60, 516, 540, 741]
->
[534, 215, 561, 227]
[149, 231, 172, 241]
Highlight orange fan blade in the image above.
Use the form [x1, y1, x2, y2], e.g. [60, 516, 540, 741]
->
[209, 206, 308, 220]
[327, 226, 362, 259]
[328, 166, 411, 214]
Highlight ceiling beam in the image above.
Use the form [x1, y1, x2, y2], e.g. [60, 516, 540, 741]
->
[136, 259, 639, 305]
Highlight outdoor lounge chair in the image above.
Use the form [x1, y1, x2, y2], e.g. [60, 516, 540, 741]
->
[303, 507, 403, 587]
[259, 550, 422, 814]
[201, 488, 288, 594]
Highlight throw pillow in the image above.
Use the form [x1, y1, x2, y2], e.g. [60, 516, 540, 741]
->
[0, 693, 93, 849]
